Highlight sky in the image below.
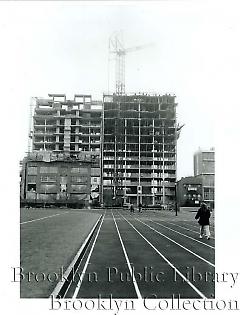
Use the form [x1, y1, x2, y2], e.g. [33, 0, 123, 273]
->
[0, 0, 232, 178]
[1, 1, 240, 312]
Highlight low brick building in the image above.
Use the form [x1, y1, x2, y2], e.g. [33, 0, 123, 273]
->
[20, 151, 97, 207]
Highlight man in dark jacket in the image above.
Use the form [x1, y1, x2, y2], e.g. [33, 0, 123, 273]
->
[195, 202, 211, 239]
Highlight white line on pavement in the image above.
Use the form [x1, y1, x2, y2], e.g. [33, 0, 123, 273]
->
[112, 211, 142, 299]
[118, 212, 206, 299]
[72, 213, 105, 299]
[148, 219, 215, 249]
[159, 221, 215, 240]
[20, 212, 69, 224]
[51, 214, 103, 298]
[135, 218, 215, 267]
[181, 220, 215, 232]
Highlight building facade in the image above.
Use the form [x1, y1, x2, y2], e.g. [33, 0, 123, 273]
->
[194, 148, 215, 208]
[21, 94, 102, 206]
[20, 151, 92, 207]
[21, 93, 181, 208]
[102, 93, 178, 207]
[194, 148, 215, 176]
[177, 176, 203, 207]
[32, 94, 102, 156]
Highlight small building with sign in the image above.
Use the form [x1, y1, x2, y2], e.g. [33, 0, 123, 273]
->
[176, 176, 203, 207]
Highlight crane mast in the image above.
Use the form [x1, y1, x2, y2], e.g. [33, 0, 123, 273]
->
[109, 31, 152, 95]
[109, 32, 125, 95]
[108, 32, 153, 205]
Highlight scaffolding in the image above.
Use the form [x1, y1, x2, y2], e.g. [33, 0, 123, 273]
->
[27, 97, 36, 154]
[102, 93, 178, 207]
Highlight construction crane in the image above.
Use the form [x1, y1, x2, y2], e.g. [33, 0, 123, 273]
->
[109, 31, 152, 95]
[108, 32, 153, 205]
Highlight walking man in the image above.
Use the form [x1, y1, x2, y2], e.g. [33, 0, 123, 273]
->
[130, 203, 134, 214]
[195, 202, 211, 239]
[138, 202, 142, 213]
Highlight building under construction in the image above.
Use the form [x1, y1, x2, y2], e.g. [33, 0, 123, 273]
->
[20, 94, 102, 207]
[21, 92, 180, 208]
[102, 93, 179, 207]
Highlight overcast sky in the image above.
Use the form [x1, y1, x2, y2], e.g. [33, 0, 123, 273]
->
[0, 1, 239, 180]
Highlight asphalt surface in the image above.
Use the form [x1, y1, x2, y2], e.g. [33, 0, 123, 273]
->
[20, 208, 215, 299]
[20, 208, 102, 298]
[73, 209, 214, 299]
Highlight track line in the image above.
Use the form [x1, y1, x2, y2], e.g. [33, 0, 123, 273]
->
[182, 220, 215, 232]
[158, 221, 215, 240]
[166, 221, 215, 240]
[135, 217, 215, 267]
[111, 211, 142, 299]
[20, 212, 69, 224]
[117, 212, 207, 299]
[148, 219, 215, 249]
[51, 215, 103, 298]
[124, 211, 215, 236]
[72, 213, 105, 298]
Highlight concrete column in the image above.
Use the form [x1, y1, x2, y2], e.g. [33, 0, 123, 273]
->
[138, 101, 141, 204]
[124, 118, 127, 204]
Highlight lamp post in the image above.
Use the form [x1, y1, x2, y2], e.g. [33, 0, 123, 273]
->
[175, 182, 178, 216]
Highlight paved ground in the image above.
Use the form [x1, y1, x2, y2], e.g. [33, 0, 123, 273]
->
[20, 207, 215, 299]
[20, 208, 102, 298]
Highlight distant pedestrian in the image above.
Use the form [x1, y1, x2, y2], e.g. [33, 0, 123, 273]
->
[195, 202, 211, 239]
[138, 202, 142, 213]
[130, 203, 134, 214]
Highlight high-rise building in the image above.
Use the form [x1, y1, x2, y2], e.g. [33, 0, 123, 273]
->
[21, 92, 181, 208]
[32, 94, 102, 155]
[194, 148, 215, 208]
[102, 93, 179, 207]
[21, 94, 102, 207]
[194, 148, 215, 176]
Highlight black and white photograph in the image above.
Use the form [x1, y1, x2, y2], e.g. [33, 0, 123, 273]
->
[1, 0, 240, 314]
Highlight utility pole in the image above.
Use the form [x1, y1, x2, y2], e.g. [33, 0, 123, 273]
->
[175, 182, 178, 216]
